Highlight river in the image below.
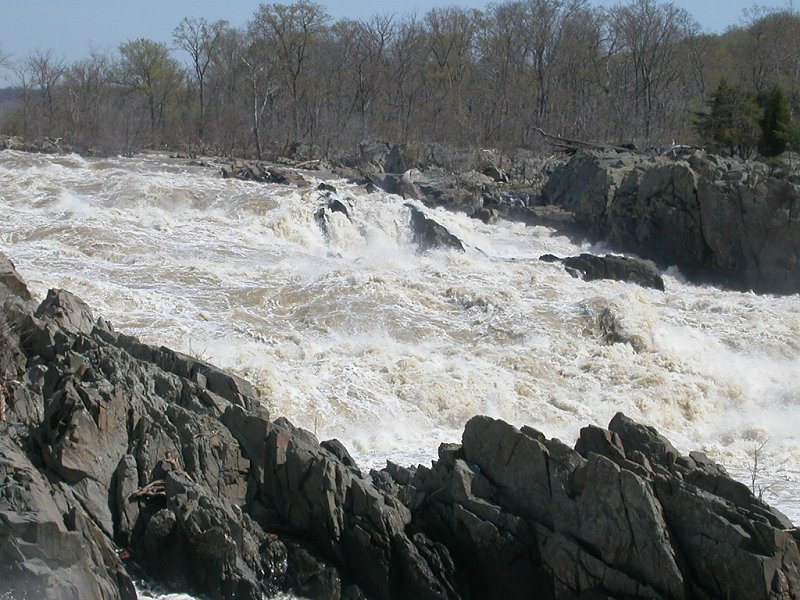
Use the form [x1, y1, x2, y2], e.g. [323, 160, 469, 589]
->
[1, 150, 798, 551]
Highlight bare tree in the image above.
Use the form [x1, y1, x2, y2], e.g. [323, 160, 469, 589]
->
[173, 17, 228, 140]
[523, 0, 588, 123]
[0, 47, 10, 72]
[249, 1, 329, 141]
[63, 51, 112, 147]
[26, 50, 66, 131]
[424, 7, 481, 142]
[607, 0, 697, 144]
[238, 44, 277, 160]
[474, 2, 528, 144]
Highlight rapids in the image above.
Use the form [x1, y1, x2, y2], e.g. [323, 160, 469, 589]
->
[2, 149, 799, 529]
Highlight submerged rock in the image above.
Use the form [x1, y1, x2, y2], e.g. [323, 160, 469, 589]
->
[541, 253, 665, 290]
[222, 161, 309, 187]
[0, 251, 797, 600]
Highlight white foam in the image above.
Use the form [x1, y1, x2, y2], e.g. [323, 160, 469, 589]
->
[2, 151, 799, 525]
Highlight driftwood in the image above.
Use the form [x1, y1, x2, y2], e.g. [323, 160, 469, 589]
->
[130, 479, 166, 500]
[535, 128, 634, 153]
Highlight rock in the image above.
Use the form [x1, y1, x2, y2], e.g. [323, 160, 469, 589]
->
[471, 207, 499, 224]
[482, 163, 509, 183]
[405, 204, 466, 253]
[35, 288, 98, 335]
[0, 436, 136, 600]
[384, 144, 407, 174]
[221, 161, 309, 188]
[1, 250, 798, 600]
[542, 253, 665, 290]
[369, 171, 426, 200]
[0, 254, 33, 304]
[266, 167, 309, 187]
[359, 139, 390, 172]
[314, 196, 352, 240]
[542, 149, 800, 293]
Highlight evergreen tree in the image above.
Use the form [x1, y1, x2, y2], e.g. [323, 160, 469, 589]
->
[779, 118, 800, 154]
[695, 79, 762, 158]
[758, 85, 791, 157]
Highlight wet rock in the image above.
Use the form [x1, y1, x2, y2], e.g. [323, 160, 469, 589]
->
[315, 196, 353, 240]
[542, 253, 665, 290]
[222, 161, 309, 187]
[405, 204, 466, 253]
[470, 207, 499, 224]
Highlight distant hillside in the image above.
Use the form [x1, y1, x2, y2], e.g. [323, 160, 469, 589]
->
[0, 87, 21, 103]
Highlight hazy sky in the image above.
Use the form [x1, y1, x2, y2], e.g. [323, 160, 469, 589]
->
[0, 0, 794, 86]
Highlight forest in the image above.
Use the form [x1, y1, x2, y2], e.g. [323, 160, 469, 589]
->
[0, 0, 798, 159]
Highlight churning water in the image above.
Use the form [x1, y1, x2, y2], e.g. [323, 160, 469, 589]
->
[2, 150, 799, 534]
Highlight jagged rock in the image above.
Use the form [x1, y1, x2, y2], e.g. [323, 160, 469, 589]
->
[405, 204, 466, 253]
[221, 161, 309, 187]
[542, 149, 800, 293]
[541, 253, 665, 290]
[0, 254, 33, 304]
[0, 436, 136, 600]
[359, 140, 390, 172]
[410, 414, 800, 600]
[315, 196, 353, 240]
[0, 250, 798, 600]
[369, 171, 426, 200]
[482, 163, 509, 183]
[471, 207, 499, 224]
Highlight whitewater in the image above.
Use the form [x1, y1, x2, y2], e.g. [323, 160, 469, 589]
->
[2, 147, 799, 543]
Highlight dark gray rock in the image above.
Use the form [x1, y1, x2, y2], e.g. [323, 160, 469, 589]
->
[0, 254, 33, 304]
[542, 253, 665, 290]
[0, 436, 136, 600]
[1, 250, 798, 600]
[542, 149, 800, 293]
[221, 161, 309, 188]
[405, 204, 466, 254]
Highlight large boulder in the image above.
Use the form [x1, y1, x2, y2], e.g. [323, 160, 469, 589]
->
[405, 204, 466, 253]
[542, 149, 800, 293]
[407, 414, 800, 600]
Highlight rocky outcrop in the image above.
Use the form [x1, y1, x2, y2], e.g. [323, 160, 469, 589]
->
[0, 135, 69, 154]
[541, 253, 665, 290]
[405, 415, 800, 600]
[1, 251, 798, 600]
[222, 161, 309, 187]
[315, 194, 352, 239]
[542, 149, 800, 293]
[405, 204, 466, 253]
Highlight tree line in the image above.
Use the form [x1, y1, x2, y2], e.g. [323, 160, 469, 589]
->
[0, 0, 798, 158]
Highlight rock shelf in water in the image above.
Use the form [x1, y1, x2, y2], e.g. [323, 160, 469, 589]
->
[0, 252, 799, 600]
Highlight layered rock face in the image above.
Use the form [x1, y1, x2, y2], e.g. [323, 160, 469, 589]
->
[1, 252, 799, 600]
[542, 149, 800, 293]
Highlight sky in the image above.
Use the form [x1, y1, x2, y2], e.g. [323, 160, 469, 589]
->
[0, 0, 794, 86]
